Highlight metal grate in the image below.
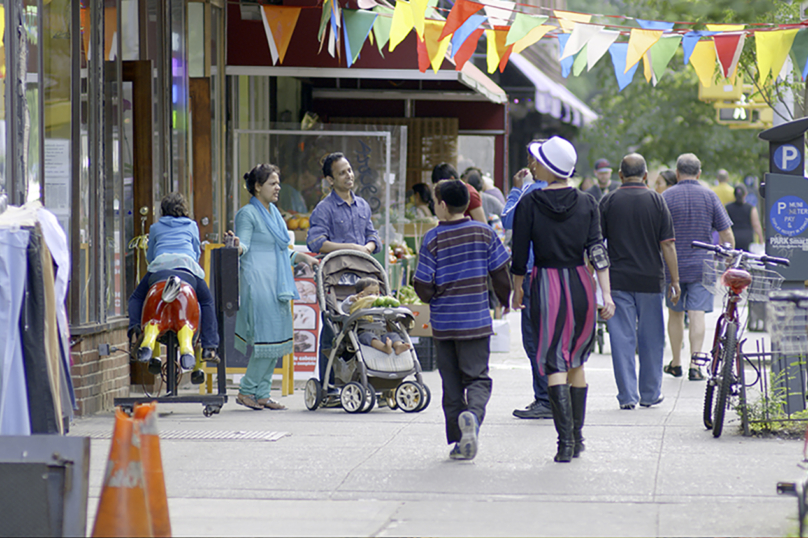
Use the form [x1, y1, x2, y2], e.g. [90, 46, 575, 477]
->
[70, 430, 290, 442]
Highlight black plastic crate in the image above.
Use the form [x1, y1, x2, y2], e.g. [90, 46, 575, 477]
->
[412, 336, 436, 371]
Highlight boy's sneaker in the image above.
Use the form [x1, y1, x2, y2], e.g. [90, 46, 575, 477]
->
[456, 411, 479, 460]
[449, 444, 465, 460]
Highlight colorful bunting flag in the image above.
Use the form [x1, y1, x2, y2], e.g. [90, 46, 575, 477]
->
[636, 19, 675, 31]
[554, 10, 591, 32]
[756, 29, 799, 86]
[625, 28, 663, 73]
[572, 45, 588, 76]
[318, 0, 331, 44]
[681, 31, 717, 65]
[389, 0, 413, 52]
[450, 13, 487, 58]
[261, 6, 301, 65]
[506, 13, 548, 46]
[557, 33, 574, 78]
[511, 24, 553, 55]
[439, 0, 484, 42]
[586, 29, 619, 70]
[484, 0, 516, 28]
[454, 27, 485, 70]
[706, 24, 745, 32]
[561, 23, 603, 60]
[485, 27, 510, 73]
[609, 42, 639, 91]
[649, 35, 681, 80]
[423, 20, 451, 72]
[410, 0, 428, 39]
[642, 52, 654, 84]
[790, 28, 808, 81]
[342, 9, 377, 67]
[689, 39, 717, 87]
[714, 32, 746, 78]
[371, 5, 394, 56]
[416, 34, 429, 72]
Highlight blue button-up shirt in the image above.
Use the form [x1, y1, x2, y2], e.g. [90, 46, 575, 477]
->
[306, 189, 382, 254]
[501, 180, 547, 271]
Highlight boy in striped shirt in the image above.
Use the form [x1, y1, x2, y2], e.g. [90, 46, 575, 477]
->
[414, 180, 512, 460]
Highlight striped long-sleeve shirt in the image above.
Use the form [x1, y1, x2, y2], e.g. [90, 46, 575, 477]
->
[413, 218, 511, 340]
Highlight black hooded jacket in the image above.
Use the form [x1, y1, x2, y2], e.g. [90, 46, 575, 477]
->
[511, 187, 602, 275]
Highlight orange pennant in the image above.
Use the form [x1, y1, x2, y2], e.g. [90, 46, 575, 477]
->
[262, 6, 302, 65]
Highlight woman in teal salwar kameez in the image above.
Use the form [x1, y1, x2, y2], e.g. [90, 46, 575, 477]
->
[234, 164, 318, 410]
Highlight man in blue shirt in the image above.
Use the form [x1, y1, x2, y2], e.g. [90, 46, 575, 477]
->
[501, 156, 552, 420]
[307, 152, 382, 386]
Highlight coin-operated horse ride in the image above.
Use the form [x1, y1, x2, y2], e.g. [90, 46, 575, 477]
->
[115, 247, 238, 417]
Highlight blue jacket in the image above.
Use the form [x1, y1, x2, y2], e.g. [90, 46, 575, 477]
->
[147, 216, 201, 263]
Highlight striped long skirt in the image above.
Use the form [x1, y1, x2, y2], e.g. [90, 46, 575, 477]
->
[528, 265, 597, 375]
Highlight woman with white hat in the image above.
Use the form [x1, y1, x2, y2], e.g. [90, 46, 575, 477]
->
[510, 136, 615, 463]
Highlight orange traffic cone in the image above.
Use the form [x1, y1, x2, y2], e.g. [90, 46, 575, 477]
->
[134, 402, 172, 537]
[91, 408, 154, 537]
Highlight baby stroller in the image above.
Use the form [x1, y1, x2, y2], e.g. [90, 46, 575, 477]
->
[304, 250, 430, 413]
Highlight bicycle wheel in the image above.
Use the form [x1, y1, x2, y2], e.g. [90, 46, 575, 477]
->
[712, 321, 737, 438]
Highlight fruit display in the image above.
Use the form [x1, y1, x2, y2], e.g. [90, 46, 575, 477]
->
[284, 214, 310, 231]
[397, 285, 422, 305]
[372, 296, 401, 308]
[387, 241, 415, 264]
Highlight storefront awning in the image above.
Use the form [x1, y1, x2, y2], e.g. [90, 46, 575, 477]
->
[509, 53, 598, 127]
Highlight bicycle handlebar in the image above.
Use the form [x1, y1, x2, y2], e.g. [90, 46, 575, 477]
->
[691, 241, 790, 267]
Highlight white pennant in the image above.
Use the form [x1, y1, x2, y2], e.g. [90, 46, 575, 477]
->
[260, 6, 280, 65]
[484, 0, 515, 28]
[560, 24, 603, 60]
[586, 29, 620, 71]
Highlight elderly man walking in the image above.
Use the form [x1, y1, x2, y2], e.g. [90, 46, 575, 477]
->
[662, 153, 734, 381]
[600, 153, 680, 409]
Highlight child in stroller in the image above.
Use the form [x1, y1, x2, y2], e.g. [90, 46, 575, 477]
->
[341, 278, 412, 356]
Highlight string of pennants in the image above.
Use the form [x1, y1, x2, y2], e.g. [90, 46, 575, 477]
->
[259, 0, 808, 91]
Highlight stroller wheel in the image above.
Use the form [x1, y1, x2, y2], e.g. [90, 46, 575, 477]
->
[360, 383, 376, 413]
[341, 382, 366, 413]
[416, 383, 431, 412]
[395, 381, 424, 413]
[305, 378, 322, 411]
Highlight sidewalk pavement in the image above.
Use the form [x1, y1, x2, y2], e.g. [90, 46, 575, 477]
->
[70, 306, 804, 537]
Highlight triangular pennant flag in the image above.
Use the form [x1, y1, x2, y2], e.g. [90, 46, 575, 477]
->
[506, 13, 548, 46]
[260, 6, 279, 64]
[484, 0, 516, 28]
[485, 28, 510, 74]
[573, 44, 588, 76]
[512, 24, 553, 55]
[636, 19, 675, 31]
[625, 28, 662, 73]
[371, 5, 394, 56]
[706, 24, 745, 32]
[439, 0, 484, 42]
[609, 42, 639, 91]
[342, 9, 377, 67]
[587, 29, 619, 70]
[681, 31, 717, 65]
[649, 35, 681, 80]
[416, 34, 429, 72]
[642, 51, 654, 84]
[410, 0, 428, 39]
[423, 20, 451, 72]
[690, 39, 717, 87]
[499, 44, 514, 72]
[328, 0, 341, 58]
[389, 0, 413, 52]
[790, 28, 808, 81]
[450, 13, 487, 58]
[558, 33, 574, 78]
[318, 0, 331, 43]
[713, 32, 746, 78]
[553, 10, 591, 32]
[756, 29, 799, 86]
[561, 23, 603, 60]
[454, 27, 485, 70]
[261, 6, 301, 64]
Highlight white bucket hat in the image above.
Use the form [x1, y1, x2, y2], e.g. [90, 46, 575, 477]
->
[528, 136, 577, 179]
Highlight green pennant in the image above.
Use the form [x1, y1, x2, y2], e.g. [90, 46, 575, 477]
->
[506, 13, 548, 46]
[791, 28, 808, 80]
[318, 0, 331, 42]
[573, 44, 588, 76]
[343, 9, 378, 66]
[650, 35, 682, 80]
[372, 5, 394, 56]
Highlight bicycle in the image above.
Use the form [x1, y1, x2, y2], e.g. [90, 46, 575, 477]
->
[691, 240, 789, 438]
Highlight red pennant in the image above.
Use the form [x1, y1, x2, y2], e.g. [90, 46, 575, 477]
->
[438, 0, 484, 42]
[714, 33, 744, 78]
[454, 27, 485, 70]
[498, 44, 514, 72]
[417, 35, 430, 73]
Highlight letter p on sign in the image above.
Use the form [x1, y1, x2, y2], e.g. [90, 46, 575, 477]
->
[775, 144, 802, 172]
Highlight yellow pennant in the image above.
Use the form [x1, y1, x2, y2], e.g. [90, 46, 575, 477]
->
[625, 28, 662, 73]
[553, 10, 591, 32]
[424, 20, 451, 72]
[689, 39, 716, 88]
[755, 29, 799, 86]
[389, 0, 414, 52]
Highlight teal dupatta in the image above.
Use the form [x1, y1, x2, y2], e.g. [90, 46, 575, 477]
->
[248, 196, 299, 302]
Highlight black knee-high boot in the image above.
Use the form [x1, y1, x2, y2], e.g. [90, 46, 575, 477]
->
[570, 385, 587, 458]
[548, 384, 574, 463]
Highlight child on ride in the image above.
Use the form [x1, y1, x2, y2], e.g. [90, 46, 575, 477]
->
[127, 193, 219, 368]
[341, 278, 412, 356]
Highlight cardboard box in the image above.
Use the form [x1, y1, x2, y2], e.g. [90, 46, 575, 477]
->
[491, 319, 510, 353]
[403, 304, 431, 337]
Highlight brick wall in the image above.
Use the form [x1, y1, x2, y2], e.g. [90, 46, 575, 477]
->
[70, 326, 130, 416]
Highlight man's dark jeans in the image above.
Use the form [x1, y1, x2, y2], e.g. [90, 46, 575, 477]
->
[521, 277, 549, 406]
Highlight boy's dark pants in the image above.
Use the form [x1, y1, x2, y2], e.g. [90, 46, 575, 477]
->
[435, 337, 492, 444]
